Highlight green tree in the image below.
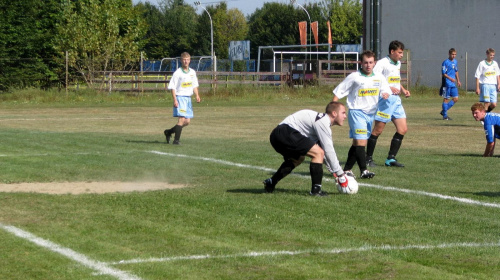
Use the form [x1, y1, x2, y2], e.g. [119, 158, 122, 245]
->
[55, 0, 146, 88]
[247, 3, 302, 60]
[0, 0, 63, 91]
[136, 2, 171, 60]
[160, 0, 198, 57]
[208, 3, 248, 59]
[320, 0, 362, 44]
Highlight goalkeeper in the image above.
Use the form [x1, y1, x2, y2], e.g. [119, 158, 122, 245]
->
[263, 101, 349, 196]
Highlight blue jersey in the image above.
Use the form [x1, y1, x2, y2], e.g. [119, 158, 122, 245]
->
[482, 112, 500, 143]
[441, 59, 459, 88]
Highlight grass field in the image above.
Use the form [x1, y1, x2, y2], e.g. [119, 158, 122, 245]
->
[0, 88, 499, 280]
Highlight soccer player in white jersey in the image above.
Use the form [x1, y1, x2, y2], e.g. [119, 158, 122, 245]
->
[475, 48, 500, 112]
[333, 50, 391, 179]
[263, 101, 349, 196]
[366, 40, 410, 168]
[164, 52, 201, 145]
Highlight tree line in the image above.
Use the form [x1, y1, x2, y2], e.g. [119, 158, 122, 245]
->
[0, 0, 361, 91]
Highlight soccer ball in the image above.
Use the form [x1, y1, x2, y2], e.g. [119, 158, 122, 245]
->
[337, 176, 359, 194]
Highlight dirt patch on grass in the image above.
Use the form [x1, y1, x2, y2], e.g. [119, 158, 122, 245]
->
[0, 181, 185, 195]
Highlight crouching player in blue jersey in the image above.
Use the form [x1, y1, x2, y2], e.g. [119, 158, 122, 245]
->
[471, 102, 500, 157]
[366, 40, 410, 168]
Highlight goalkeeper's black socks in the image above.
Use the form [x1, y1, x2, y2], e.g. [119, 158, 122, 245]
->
[271, 160, 295, 186]
[309, 162, 323, 186]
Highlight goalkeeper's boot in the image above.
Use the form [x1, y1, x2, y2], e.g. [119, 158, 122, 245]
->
[309, 184, 328, 196]
[263, 178, 275, 193]
[385, 158, 405, 167]
[360, 169, 375, 179]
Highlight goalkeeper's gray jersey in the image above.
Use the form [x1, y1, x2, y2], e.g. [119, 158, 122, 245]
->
[280, 110, 343, 175]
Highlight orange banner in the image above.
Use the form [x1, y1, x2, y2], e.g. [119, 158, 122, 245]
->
[327, 20, 332, 47]
[311, 21, 319, 48]
[298, 21, 307, 48]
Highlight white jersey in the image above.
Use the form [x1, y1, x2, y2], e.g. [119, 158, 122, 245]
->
[168, 67, 199, 96]
[373, 56, 401, 93]
[475, 60, 500, 85]
[280, 110, 343, 175]
[333, 70, 391, 115]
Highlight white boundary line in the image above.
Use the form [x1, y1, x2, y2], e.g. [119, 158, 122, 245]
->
[149, 150, 500, 209]
[109, 241, 500, 265]
[0, 223, 142, 280]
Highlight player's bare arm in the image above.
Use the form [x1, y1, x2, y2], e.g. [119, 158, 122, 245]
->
[194, 87, 201, 103]
[401, 84, 411, 97]
[484, 142, 495, 157]
[390, 86, 400, 95]
[456, 72, 462, 87]
[171, 89, 179, 107]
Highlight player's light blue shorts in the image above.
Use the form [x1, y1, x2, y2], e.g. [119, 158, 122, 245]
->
[173, 96, 194, 118]
[374, 95, 406, 123]
[348, 109, 374, 140]
[479, 84, 497, 103]
[440, 86, 459, 99]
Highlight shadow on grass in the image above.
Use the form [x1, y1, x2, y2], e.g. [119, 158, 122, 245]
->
[458, 153, 500, 158]
[126, 140, 166, 144]
[226, 188, 338, 196]
[473, 191, 500, 197]
[456, 191, 500, 197]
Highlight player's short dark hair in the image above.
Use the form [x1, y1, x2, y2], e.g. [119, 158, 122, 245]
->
[325, 101, 344, 114]
[360, 50, 375, 62]
[487, 48, 495, 55]
[471, 102, 486, 112]
[389, 40, 405, 53]
[449, 48, 456, 54]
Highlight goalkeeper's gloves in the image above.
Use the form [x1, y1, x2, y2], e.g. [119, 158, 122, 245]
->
[334, 173, 349, 188]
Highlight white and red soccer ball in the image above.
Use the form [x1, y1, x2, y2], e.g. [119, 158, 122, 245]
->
[337, 175, 359, 194]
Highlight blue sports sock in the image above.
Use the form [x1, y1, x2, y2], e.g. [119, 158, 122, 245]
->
[442, 102, 448, 115]
[447, 100, 455, 109]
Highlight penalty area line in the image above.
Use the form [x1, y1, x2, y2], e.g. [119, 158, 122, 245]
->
[149, 150, 500, 209]
[0, 223, 142, 280]
[109, 241, 500, 265]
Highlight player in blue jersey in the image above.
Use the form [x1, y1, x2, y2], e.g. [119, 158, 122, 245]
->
[471, 102, 500, 157]
[440, 48, 462, 120]
[366, 40, 410, 168]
